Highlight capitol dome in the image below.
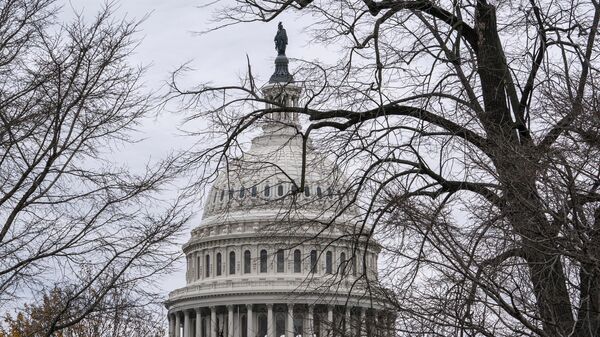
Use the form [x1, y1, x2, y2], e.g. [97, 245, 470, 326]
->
[166, 27, 394, 337]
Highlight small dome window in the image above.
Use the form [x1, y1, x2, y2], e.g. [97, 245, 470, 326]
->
[291, 185, 298, 194]
[229, 188, 234, 200]
[260, 249, 268, 273]
[264, 184, 271, 197]
[244, 250, 251, 274]
[229, 251, 236, 275]
[216, 253, 222, 276]
[276, 249, 284, 273]
[251, 185, 257, 197]
[317, 186, 322, 197]
[326, 251, 333, 274]
[304, 186, 310, 197]
[277, 185, 284, 196]
[220, 190, 225, 201]
[310, 250, 317, 273]
[239, 186, 245, 198]
[205, 254, 210, 277]
[293, 249, 302, 273]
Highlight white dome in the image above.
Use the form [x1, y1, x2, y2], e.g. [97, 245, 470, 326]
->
[166, 82, 392, 337]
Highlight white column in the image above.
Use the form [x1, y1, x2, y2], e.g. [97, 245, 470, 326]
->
[228, 305, 234, 337]
[169, 314, 175, 337]
[345, 307, 351, 336]
[211, 307, 217, 337]
[267, 304, 274, 337]
[184, 311, 191, 337]
[327, 306, 334, 337]
[307, 306, 314, 337]
[176, 312, 182, 337]
[287, 304, 294, 337]
[196, 308, 202, 337]
[247, 304, 254, 337]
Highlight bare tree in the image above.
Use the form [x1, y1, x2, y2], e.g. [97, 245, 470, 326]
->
[170, 0, 600, 336]
[0, 1, 190, 334]
[0, 283, 164, 337]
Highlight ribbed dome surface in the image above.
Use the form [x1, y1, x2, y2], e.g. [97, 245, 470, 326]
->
[202, 124, 346, 221]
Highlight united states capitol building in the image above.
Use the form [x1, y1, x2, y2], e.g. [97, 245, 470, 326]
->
[166, 25, 394, 337]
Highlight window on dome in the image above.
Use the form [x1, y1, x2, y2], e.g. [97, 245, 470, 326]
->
[244, 250, 251, 274]
[340, 252, 346, 274]
[310, 250, 317, 273]
[220, 190, 224, 201]
[317, 186, 322, 197]
[325, 251, 333, 274]
[277, 185, 284, 196]
[327, 187, 334, 199]
[197, 255, 201, 279]
[205, 254, 210, 277]
[229, 189, 234, 200]
[239, 187, 245, 198]
[276, 249, 284, 273]
[251, 185, 257, 197]
[294, 249, 301, 273]
[352, 255, 357, 276]
[216, 253, 222, 276]
[260, 249, 268, 273]
[304, 186, 310, 197]
[291, 185, 298, 194]
[229, 251, 236, 275]
[264, 184, 270, 197]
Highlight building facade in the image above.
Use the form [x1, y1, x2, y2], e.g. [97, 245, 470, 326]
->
[165, 27, 393, 337]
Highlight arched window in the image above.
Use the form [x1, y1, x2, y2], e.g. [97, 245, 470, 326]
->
[310, 250, 317, 273]
[228, 188, 234, 199]
[216, 253, 222, 276]
[229, 251, 236, 275]
[317, 186, 322, 197]
[244, 250, 251, 274]
[197, 256, 201, 279]
[326, 251, 333, 274]
[304, 186, 310, 197]
[340, 252, 346, 274]
[277, 185, 284, 196]
[294, 249, 302, 273]
[260, 249, 268, 273]
[264, 184, 271, 197]
[239, 186, 245, 198]
[276, 249, 284, 273]
[251, 185, 257, 197]
[205, 254, 210, 277]
[352, 255, 357, 276]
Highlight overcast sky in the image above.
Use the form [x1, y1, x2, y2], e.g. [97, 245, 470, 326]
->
[58, 0, 336, 301]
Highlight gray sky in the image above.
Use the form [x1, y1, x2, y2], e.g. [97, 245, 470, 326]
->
[60, 0, 335, 300]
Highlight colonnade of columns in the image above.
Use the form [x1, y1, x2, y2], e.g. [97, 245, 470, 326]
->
[168, 304, 395, 337]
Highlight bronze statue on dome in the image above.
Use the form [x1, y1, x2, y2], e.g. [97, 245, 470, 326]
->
[274, 22, 288, 56]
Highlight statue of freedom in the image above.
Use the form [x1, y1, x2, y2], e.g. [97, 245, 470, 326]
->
[274, 22, 288, 56]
